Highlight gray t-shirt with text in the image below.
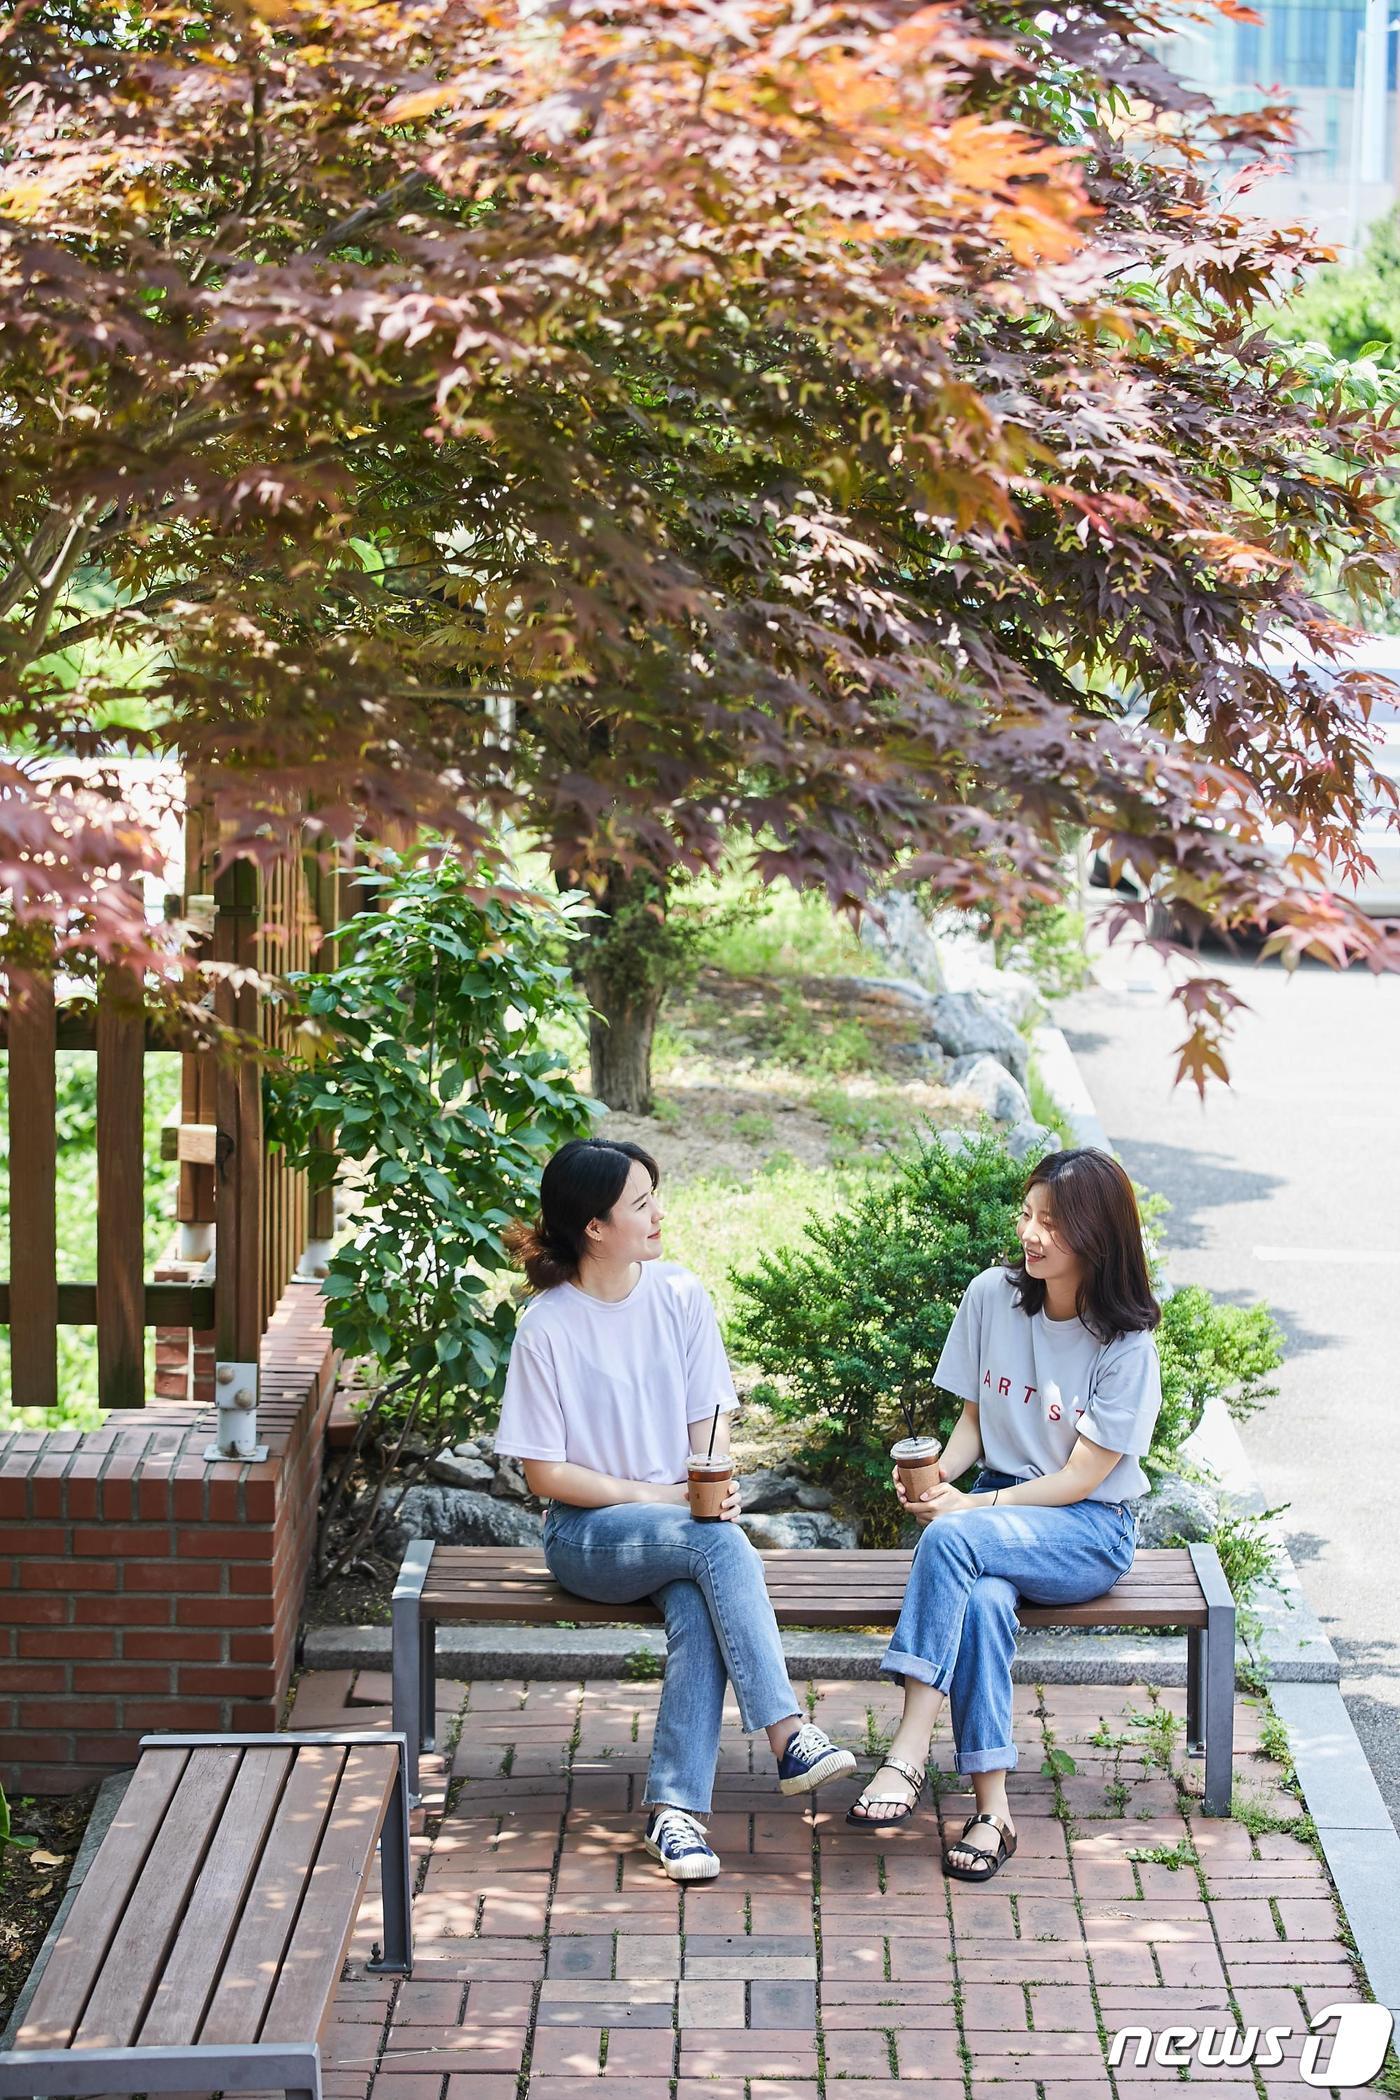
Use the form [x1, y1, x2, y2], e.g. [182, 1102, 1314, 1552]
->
[935, 1267, 1161, 1501]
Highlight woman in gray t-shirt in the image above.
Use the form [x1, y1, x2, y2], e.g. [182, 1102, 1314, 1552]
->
[847, 1147, 1162, 1884]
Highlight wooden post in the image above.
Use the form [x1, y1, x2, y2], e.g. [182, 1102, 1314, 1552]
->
[213, 859, 263, 1368]
[7, 969, 59, 1410]
[96, 963, 146, 1409]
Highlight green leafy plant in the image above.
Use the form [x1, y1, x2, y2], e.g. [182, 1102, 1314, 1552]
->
[1198, 1506, 1289, 1614]
[0, 1779, 36, 1867]
[728, 1130, 1026, 1538]
[1125, 1840, 1197, 1870]
[622, 1647, 665, 1682]
[1152, 1286, 1284, 1461]
[268, 853, 596, 1574]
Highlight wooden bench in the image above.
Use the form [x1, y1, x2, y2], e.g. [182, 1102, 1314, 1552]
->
[0, 1730, 412, 2100]
[392, 1540, 1235, 1816]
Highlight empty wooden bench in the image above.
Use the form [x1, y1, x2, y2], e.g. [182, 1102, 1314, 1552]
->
[392, 1541, 1236, 1814]
[0, 1729, 412, 2100]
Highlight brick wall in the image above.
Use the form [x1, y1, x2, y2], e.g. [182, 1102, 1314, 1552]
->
[0, 1280, 336, 1793]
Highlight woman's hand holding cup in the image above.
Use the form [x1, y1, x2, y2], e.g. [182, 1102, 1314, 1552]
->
[892, 1458, 948, 1525]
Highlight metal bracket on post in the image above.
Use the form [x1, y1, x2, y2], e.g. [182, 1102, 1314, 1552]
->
[205, 1359, 268, 1463]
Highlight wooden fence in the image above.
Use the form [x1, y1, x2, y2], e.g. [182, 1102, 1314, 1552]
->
[0, 806, 342, 1412]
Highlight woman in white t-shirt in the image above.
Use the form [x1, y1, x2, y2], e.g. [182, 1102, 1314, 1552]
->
[496, 1137, 856, 1883]
[847, 1148, 1162, 1885]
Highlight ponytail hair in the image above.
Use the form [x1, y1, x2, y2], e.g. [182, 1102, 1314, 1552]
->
[506, 1137, 661, 1292]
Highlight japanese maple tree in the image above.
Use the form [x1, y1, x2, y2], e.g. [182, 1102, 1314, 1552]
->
[2, 0, 1398, 1106]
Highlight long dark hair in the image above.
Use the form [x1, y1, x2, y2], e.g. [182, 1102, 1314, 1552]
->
[506, 1137, 660, 1292]
[1005, 1148, 1159, 1343]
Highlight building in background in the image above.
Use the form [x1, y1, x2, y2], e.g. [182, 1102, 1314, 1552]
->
[1156, 0, 1399, 250]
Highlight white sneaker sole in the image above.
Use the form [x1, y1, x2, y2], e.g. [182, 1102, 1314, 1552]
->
[644, 1832, 722, 1881]
[778, 1746, 859, 1796]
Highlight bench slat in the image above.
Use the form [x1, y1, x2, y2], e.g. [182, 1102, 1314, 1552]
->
[75, 1747, 241, 2049]
[415, 1545, 1207, 1629]
[138, 1744, 296, 2048]
[198, 1742, 347, 2048]
[260, 1744, 400, 2045]
[19, 1750, 190, 2051]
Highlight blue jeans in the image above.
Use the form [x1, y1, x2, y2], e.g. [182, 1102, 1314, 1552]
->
[882, 1470, 1137, 1775]
[543, 1500, 800, 1815]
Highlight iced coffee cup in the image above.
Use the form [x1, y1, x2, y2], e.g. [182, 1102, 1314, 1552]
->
[687, 1452, 734, 1521]
[891, 1434, 943, 1504]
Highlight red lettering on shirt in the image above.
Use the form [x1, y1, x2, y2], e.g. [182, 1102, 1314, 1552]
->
[983, 1370, 993, 1389]
[1023, 1385, 1037, 1404]
[1048, 1402, 1061, 1422]
[1074, 1406, 1086, 1420]
[998, 1377, 1011, 1396]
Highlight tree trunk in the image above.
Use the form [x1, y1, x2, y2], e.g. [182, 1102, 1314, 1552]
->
[584, 967, 663, 1114]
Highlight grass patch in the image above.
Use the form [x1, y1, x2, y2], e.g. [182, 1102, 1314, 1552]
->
[705, 884, 880, 981]
[654, 1155, 859, 1328]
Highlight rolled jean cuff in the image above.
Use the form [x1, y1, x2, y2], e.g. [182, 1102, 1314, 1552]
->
[643, 1785, 712, 1816]
[955, 1744, 1019, 1775]
[880, 1646, 953, 1693]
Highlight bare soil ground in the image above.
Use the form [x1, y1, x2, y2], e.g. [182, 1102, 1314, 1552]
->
[0, 1784, 98, 2032]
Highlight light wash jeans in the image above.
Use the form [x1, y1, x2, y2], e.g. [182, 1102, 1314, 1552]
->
[543, 1500, 800, 1814]
[882, 1470, 1137, 1774]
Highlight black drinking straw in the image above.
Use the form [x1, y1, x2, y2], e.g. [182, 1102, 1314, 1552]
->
[706, 1404, 721, 1458]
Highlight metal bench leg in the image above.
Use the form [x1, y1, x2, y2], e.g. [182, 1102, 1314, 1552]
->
[392, 1538, 434, 1804]
[367, 1735, 414, 1976]
[420, 1613, 438, 1754]
[1185, 1625, 1205, 1755]
[1189, 1543, 1237, 1817]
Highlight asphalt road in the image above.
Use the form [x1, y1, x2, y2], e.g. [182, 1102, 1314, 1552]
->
[1060, 915, 1400, 1828]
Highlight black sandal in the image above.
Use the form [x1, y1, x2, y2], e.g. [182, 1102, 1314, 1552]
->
[845, 1754, 925, 1828]
[943, 1810, 1017, 1882]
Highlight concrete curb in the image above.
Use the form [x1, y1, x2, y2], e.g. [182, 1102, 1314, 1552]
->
[303, 1619, 1226, 1687]
[1032, 1023, 1110, 1151]
[1, 1771, 130, 2049]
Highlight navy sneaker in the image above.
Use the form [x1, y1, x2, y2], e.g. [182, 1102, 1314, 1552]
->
[644, 1805, 722, 1882]
[777, 1722, 859, 1797]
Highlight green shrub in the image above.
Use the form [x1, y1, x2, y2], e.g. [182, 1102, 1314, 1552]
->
[728, 1132, 1286, 1541]
[268, 853, 596, 1574]
[727, 1130, 1026, 1538]
[1152, 1286, 1284, 1461]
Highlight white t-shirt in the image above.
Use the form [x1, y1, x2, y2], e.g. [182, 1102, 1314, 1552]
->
[494, 1260, 738, 1484]
[935, 1267, 1161, 1501]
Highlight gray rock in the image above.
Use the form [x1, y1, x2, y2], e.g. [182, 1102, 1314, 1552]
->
[429, 1448, 497, 1490]
[737, 1466, 805, 1514]
[859, 894, 946, 991]
[894, 1039, 950, 1081]
[491, 1456, 531, 1501]
[1134, 1474, 1221, 1550]
[1004, 1119, 1062, 1164]
[949, 1053, 1032, 1125]
[794, 1483, 834, 1511]
[385, 1484, 543, 1550]
[737, 1510, 858, 1550]
[927, 991, 1028, 1084]
[473, 1432, 496, 1460]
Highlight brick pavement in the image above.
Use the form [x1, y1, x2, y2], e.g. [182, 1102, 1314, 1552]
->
[299, 1670, 1369, 2100]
